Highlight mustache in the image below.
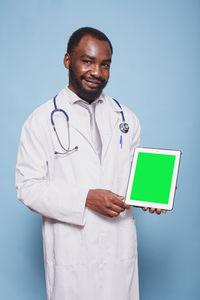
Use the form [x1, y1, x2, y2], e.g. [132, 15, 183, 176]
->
[80, 75, 106, 84]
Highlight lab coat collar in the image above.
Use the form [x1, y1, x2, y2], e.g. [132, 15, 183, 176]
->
[108, 96, 123, 113]
[97, 96, 123, 162]
[65, 86, 105, 106]
[64, 86, 122, 114]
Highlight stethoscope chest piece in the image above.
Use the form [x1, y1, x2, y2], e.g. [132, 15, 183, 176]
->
[119, 122, 129, 133]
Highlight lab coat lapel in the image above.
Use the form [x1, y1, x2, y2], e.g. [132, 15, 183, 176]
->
[96, 100, 121, 163]
[69, 106, 93, 148]
[57, 91, 93, 149]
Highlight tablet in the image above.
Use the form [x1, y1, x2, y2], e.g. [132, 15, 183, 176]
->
[125, 147, 181, 210]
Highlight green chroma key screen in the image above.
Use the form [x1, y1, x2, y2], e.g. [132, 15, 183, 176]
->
[130, 152, 176, 204]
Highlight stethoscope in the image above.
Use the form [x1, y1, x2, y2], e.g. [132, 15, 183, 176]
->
[51, 95, 129, 155]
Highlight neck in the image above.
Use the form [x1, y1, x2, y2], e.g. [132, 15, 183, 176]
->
[68, 83, 101, 104]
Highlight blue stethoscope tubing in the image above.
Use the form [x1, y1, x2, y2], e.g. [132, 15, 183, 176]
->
[51, 96, 78, 155]
[51, 95, 129, 155]
[112, 98, 125, 122]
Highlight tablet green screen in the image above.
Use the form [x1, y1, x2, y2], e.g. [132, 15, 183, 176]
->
[130, 153, 176, 204]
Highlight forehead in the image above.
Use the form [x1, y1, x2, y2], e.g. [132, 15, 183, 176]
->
[72, 34, 112, 59]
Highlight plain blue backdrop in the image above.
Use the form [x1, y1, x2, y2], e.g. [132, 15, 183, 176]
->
[0, 0, 199, 299]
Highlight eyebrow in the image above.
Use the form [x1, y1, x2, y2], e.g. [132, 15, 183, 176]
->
[80, 54, 111, 63]
[103, 58, 112, 63]
[80, 54, 95, 60]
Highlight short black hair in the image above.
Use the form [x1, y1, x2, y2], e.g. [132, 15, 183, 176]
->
[67, 27, 113, 55]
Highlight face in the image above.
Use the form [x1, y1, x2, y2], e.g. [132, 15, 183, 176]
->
[64, 34, 112, 103]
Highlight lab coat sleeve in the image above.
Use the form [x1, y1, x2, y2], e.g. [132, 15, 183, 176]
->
[15, 115, 89, 226]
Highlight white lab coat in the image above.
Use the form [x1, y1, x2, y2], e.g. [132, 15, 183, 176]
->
[16, 88, 141, 300]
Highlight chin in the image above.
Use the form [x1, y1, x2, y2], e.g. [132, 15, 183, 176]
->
[79, 89, 102, 102]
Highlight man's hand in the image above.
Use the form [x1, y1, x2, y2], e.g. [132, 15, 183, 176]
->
[142, 207, 167, 215]
[141, 186, 177, 215]
[86, 189, 130, 217]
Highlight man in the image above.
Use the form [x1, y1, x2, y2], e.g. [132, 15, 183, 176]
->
[16, 27, 165, 300]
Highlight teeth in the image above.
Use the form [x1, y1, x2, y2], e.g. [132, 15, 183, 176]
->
[85, 79, 99, 84]
[86, 81, 99, 85]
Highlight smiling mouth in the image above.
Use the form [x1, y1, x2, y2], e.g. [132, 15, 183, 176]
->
[83, 79, 102, 88]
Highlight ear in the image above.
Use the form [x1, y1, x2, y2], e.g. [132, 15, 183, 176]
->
[64, 53, 71, 69]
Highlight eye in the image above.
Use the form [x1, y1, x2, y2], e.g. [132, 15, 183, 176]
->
[102, 63, 110, 69]
[82, 59, 92, 65]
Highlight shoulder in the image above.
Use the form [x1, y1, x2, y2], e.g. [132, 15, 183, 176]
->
[103, 93, 141, 132]
[23, 99, 53, 131]
[23, 88, 72, 129]
[121, 104, 140, 124]
[22, 88, 67, 128]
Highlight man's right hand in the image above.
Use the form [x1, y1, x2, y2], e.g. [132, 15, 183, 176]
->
[86, 189, 130, 217]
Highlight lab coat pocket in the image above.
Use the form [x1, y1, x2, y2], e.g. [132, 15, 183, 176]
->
[53, 222, 87, 266]
[118, 218, 137, 261]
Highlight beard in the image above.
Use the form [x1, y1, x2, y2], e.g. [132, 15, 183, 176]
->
[68, 64, 108, 103]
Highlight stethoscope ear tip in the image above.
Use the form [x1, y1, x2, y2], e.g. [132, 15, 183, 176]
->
[54, 151, 58, 155]
[75, 146, 78, 150]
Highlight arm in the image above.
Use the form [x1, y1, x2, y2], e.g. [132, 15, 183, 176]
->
[15, 117, 89, 226]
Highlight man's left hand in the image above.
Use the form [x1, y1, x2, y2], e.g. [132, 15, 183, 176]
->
[142, 207, 167, 215]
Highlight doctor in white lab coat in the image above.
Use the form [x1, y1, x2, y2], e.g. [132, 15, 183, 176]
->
[16, 27, 162, 300]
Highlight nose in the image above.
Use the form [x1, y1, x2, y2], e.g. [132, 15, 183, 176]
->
[90, 63, 102, 78]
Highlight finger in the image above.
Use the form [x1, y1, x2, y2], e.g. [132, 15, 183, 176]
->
[124, 203, 131, 209]
[155, 209, 161, 215]
[111, 204, 125, 214]
[161, 210, 167, 214]
[142, 207, 148, 211]
[149, 208, 156, 213]
[108, 210, 120, 217]
[113, 193, 125, 201]
[121, 202, 130, 209]
[116, 195, 125, 201]
[113, 198, 130, 209]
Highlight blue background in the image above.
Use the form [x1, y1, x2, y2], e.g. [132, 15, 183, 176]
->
[0, 0, 199, 299]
